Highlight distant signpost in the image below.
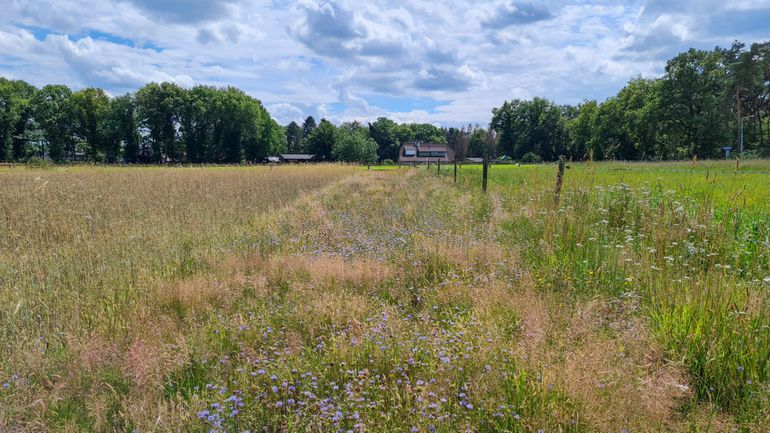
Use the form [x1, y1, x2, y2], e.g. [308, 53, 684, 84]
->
[722, 146, 733, 158]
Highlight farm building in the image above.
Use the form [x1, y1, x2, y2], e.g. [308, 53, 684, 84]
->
[279, 154, 316, 163]
[398, 143, 454, 164]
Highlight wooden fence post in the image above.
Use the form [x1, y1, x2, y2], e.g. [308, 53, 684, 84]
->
[453, 159, 457, 184]
[736, 156, 740, 171]
[554, 155, 566, 205]
[482, 153, 489, 193]
[437, 159, 441, 174]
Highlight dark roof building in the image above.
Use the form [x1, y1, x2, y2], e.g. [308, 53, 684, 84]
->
[398, 143, 454, 163]
[279, 154, 316, 163]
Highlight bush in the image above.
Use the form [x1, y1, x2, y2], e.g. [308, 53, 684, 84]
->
[739, 149, 763, 160]
[519, 152, 543, 164]
[25, 156, 54, 169]
[382, 159, 395, 165]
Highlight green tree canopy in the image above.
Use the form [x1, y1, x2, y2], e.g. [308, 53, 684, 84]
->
[306, 119, 336, 161]
[566, 100, 598, 160]
[285, 121, 303, 153]
[109, 94, 141, 163]
[71, 87, 111, 161]
[491, 97, 567, 160]
[334, 121, 378, 163]
[301, 116, 316, 137]
[0, 79, 36, 161]
[408, 123, 446, 144]
[661, 48, 730, 158]
[368, 117, 400, 161]
[136, 82, 184, 162]
[32, 84, 74, 162]
[467, 127, 488, 158]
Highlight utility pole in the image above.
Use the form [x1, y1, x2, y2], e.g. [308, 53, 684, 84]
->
[736, 87, 741, 144]
[740, 114, 755, 155]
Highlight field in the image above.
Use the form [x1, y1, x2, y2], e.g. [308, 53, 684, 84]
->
[0, 161, 768, 432]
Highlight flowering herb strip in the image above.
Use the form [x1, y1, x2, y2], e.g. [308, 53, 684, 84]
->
[192, 308, 577, 433]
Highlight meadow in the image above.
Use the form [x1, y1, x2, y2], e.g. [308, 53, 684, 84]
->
[0, 161, 768, 432]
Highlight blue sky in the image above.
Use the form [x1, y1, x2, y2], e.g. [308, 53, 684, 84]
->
[1, 0, 769, 126]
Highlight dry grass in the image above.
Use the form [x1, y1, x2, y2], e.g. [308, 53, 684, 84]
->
[1, 162, 768, 432]
[0, 164, 356, 430]
[269, 254, 395, 286]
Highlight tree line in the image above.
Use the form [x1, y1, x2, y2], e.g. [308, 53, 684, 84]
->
[490, 41, 770, 161]
[0, 81, 286, 163]
[285, 116, 447, 163]
[0, 77, 449, 164]
[1, 40, 768, 164]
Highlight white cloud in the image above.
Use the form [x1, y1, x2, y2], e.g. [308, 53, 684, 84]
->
[1, 0, 767, 126]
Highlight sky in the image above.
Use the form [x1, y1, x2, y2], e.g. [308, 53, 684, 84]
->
[1, 0, 769, 126]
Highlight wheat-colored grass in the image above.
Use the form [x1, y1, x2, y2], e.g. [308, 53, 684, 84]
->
[1, 161, 768, 432]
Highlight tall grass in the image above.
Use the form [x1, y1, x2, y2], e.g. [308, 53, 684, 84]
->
[1, 161, 768, 431]
[450, 160, 770, 425]
[0, 165, 355, 429]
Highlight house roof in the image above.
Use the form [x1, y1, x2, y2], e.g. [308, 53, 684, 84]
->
[401, 142, 451, 151]
[280, 154, 315, 160]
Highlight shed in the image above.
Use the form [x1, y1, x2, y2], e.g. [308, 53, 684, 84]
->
[279, 154, 316, 163]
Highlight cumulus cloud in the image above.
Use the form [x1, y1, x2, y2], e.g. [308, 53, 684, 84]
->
[265, 102, 305, 123]
[1, 0, 767, 126]
[414, 67, 473, 92]
[623, 0, 770, 61]
[290, 1, 362, 58]
[127, 0, 237, 23]
[482, 2, 554, 29]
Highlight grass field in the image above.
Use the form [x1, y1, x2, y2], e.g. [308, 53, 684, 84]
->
[1, 161, 768, 432]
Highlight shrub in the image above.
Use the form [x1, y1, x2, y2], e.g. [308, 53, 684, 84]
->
[519, 152, 543, 164]
[738, 149, 763, 160]
[25, 156, 54, 169]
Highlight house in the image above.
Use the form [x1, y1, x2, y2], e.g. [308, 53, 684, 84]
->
[279, 154, 316, 163]
[264, 156, 280, 164]
[398, 142, 454, 164]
